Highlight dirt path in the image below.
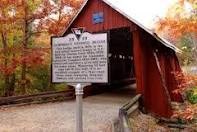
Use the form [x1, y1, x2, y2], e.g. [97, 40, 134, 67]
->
[0, 87, 135, 132]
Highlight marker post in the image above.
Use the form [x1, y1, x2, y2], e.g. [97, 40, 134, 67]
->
[75, 84, 83, 132]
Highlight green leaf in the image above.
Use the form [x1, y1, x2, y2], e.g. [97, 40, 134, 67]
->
[187, 86, 197, 104]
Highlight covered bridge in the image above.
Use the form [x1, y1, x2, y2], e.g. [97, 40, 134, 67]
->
[62, 0, 182, 117]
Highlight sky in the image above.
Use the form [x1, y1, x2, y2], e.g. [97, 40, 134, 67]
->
[105, 0, 178, 29]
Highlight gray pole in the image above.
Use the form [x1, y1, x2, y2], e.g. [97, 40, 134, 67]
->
[75, 84, 83, 132]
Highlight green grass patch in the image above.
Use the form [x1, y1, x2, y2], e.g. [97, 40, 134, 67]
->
[186, 86, 197, 104]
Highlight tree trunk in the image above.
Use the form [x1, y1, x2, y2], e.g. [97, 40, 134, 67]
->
[8, 73, 16, 96]
[1, 32, 11, 97]
[48, 64, 54, 91]
[21, 2, 28, 95]
[4, 76, 10, 97]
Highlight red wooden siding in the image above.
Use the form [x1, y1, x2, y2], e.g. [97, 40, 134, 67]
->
[138, 29, 182, 117]
[137, 30, 171, 116]
[132, 30, 144, 94]
[70, 0, 136, 32]
[68, 0, 182, 117]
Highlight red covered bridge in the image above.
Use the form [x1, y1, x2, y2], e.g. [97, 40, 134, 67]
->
[62, 0, 182, 117]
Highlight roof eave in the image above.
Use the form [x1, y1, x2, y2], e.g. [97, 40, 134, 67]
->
[61, 0, 182, 53]
[153, 33, 182, 53]
[102, 0, 182, 53]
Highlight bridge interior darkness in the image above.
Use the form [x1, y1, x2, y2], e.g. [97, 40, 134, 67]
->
[108, 27, 135, 85]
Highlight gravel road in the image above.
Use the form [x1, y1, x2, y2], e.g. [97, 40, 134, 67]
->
[0, 87, 135, 132]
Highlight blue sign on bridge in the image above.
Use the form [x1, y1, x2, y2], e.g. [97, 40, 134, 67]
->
[92, 12, 104, 24]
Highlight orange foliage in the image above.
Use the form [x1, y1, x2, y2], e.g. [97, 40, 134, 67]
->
[0, 0, 84, 75]
[173, 72, 197, 94]
[0, 0, 84, 95]
[61, 0, 83, 8]
[36, 0, 83, 36]
[156, 0, 197, 41]
[172, 72, 197, 120]
[157, 18, 197, 41]
[0, 48, 48, 76]
[173, 104, 197, 120]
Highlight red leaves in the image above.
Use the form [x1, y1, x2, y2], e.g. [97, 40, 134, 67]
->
[0, 64, 16, 76]
[172, 72, 197, 120]
[0, 0, 24, 8]
[0, 57, 18, 76]
[0, 47, 49, 76]
[173, 72, 197, 94]
[0, 0, 83, 80]
[172, 104, 197, 120]
[20, 50, 45, 68]
[61, 0, 83, 9]
[47, 16, 71, 35]
[34, 0, 83, 36]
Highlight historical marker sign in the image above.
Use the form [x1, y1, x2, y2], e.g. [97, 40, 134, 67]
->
[52, 32, 108, 83]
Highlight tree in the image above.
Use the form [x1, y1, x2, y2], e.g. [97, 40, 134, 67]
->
[0, 0, 83, 96]
[156, 0, 197, 40]
[156, 0, 197, 65]
[0, 1, 22, 96]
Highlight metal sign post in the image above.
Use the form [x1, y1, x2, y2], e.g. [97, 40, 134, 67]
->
[75, 84, 83, 132]
[51, 31, 108, 132]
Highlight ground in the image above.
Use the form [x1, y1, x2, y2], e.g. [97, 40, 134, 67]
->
[129, 111, 197, 132]
[0, 86, 135, 132]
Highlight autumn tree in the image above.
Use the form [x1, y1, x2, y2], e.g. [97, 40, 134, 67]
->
[0, 1, 23, 96]
[156, 0, 197, 41]
[0, 0, 83, 96]
[156, 0, 197, 65]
